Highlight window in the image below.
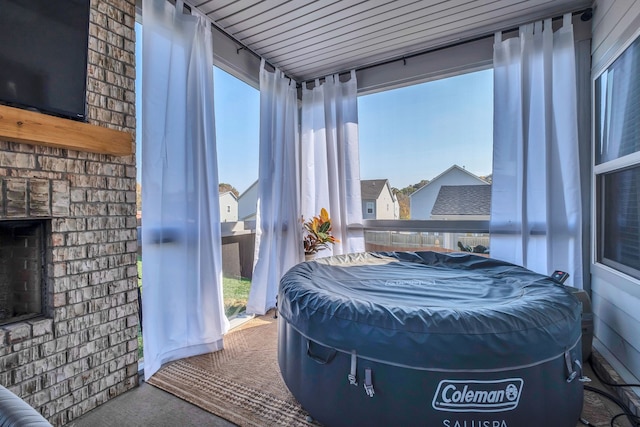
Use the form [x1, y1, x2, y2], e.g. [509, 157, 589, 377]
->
[214, 67, 259, 202]
[595, 31, 640, 280]
[366, 202, 374, 214]
[357, 70, 493, 254]
[213, 66, 259, 319]
[358, 69, 493, 221]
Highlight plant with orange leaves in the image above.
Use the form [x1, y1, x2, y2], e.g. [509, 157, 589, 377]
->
[303, 208, 339, 255]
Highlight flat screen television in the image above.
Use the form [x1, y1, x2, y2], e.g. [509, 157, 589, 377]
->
[0, 0, 90, 121]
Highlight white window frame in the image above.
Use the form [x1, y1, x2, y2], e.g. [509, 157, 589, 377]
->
[591, 25, 640, 285]
[366, 202, 374, 215]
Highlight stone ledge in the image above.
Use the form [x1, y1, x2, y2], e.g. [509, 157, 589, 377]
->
[0, 177, 69, 218]
[2, 323, 31, 345]
[28, 319, 53, 338]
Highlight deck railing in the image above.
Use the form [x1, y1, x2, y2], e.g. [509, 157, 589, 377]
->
[360, 219, 491, 255]
[219, 219, 492, 272]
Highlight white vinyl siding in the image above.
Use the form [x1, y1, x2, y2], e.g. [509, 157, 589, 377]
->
[375, 184, 397, 220]
[590, 0, 640, 385]
[219, 192, 238, 222]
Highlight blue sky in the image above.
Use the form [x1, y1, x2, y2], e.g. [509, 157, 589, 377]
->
[212, 68, 260, 194]
[136, 23, 493, 194]
[358, 69, 493, 189]
[210, 68, 494, 193]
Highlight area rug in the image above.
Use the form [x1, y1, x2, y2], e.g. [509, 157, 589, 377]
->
[147, 312, 319, 427]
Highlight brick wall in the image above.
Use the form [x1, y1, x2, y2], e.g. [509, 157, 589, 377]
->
[0, 0, 138, 425]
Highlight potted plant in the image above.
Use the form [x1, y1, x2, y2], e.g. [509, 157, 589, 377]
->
[303, 208, 339, 260]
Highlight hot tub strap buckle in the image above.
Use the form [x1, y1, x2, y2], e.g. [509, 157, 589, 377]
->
[348, 350, 358, 386]
[564, 350, 588, 383]
[572, 360, 592, 383]
[364, 368, 375, 398]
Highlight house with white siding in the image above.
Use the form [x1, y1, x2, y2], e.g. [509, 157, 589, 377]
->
[219, 191, 238, 222]
[361, 179, 399, 220]
[410, 165, 489, 220]
[237, 180, 258, 221]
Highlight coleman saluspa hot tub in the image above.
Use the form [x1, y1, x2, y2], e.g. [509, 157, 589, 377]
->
[277, 251, 584, 427]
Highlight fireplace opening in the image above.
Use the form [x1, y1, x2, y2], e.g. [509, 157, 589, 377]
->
[0, 220, 47, 325]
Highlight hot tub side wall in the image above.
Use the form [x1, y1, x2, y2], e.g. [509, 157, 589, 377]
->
[278, 316, 583, 427]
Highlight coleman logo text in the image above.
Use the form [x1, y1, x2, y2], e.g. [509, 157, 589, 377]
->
[432, 379, 524, 412]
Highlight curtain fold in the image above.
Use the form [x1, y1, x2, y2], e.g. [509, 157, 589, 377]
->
[301, 71, 365, 256]
[491, 14, 583, 287]
[141, 0, 229, 380]
[246, 60, 301, 315]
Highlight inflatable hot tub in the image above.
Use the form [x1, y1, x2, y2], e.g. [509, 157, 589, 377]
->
[278, 251, 584, 427]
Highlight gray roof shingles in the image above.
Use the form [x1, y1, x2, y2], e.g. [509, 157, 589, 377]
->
[431, 185, 491, 216]
[360, 179, 388, 200]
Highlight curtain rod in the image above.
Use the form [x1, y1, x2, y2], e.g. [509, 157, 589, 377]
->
[300, 7, 592, 87]
[209, 21, 278, 73]
[181, 0, 281, 75]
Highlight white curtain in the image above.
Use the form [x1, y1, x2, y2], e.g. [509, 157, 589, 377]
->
[141, 0, 228, 380]
[301, 71, 365, 256]
[246, 60, 301, 315]
[491, 14, 583, 287]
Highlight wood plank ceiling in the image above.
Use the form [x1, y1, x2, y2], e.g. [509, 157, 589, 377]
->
[193, 0, 592, 82]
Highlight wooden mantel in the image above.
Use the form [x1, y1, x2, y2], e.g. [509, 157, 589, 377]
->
[0, 104, 133, 156]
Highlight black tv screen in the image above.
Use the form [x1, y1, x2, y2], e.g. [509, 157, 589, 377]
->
[0, 0, 90, 121]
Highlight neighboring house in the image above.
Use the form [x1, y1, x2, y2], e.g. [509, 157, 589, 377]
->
[410, 165, 489, 220]
[236, 178, 404, 221]
[219, 191, 238, 222]
[361, 179, 399, 220]
[237, 180, 258, 221]
[430, 185, 491, 220]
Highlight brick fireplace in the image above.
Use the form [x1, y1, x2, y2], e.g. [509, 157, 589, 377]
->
[0, 0, 138, 425]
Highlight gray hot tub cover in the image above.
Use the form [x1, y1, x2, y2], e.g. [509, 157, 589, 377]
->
[278, 251, 582, 370]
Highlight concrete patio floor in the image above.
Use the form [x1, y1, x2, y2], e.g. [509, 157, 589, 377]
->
[68, 378, 234, 427]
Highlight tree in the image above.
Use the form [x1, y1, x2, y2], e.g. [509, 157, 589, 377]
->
[409, 179, 429, 193]
[391, 179, 430, 219]
[394, 191, 411, 219]
[136, 183, 142, 211]
[219, 183, 239, 198]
